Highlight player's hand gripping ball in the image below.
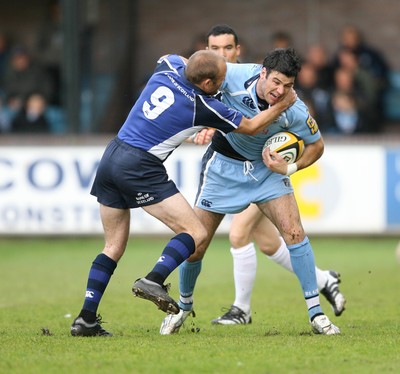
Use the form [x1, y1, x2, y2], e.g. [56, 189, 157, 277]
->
[262, 131, 304, 164]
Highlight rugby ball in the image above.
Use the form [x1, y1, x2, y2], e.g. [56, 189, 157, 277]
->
[263, 132, 304, 164]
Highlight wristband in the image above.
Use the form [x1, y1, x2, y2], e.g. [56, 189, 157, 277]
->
[286, 163, 298, 176]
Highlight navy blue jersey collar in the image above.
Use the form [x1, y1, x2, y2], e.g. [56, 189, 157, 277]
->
[244, 73, 260, 89]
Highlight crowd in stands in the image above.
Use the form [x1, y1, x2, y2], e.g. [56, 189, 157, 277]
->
[0, 1, 64, 135]
[0, 38, 64, 134]
[267, 27, 391, 134]
[0, 23, 395, 135]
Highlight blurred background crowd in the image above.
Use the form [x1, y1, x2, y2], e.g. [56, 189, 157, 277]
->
[0, 0, 399, 136]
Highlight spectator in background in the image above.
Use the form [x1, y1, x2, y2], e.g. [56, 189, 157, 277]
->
[332, 25, 389, 126]
[11, 92, 50, 133]
[335, 47, 379, 132]
[271, 30, 293, 49]
[330, 90, 361, 134]
[254, 31, 294, 64]
[328, 67, 365, 134]
[36, 0, 63, 106]
[0, 32, 11, 93]
[0, 96, 11, 132]
[295, 61, 334, 131]
[182, 33, 207, 58]
[304, 44, 334, 90]
[3, 45, 55, 112]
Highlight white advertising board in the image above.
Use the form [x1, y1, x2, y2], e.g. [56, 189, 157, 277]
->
[0, 143, 397, 235]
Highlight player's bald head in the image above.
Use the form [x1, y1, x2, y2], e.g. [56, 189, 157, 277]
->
[185, 50, 226, 85]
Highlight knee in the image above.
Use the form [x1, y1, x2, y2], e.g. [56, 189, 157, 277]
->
[190, 225, 209, 261]
[257, 235, 283, 256]
[229, 227, 252, 248]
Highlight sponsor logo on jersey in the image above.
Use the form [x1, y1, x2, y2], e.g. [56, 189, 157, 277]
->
[306, 114, 319, 134]
[242, 96, 256, 110]
[166, 74, 194, 102]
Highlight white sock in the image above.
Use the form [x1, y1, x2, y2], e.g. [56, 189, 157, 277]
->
[267, 237, 293, 271]
[268, 237, 327, 291]
[315, 267, 328, 290]
[231, 242, 256, 314]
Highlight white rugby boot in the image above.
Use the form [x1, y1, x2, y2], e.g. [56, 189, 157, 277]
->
[160, 308, 194, 335]
[311, 314, 341, 335]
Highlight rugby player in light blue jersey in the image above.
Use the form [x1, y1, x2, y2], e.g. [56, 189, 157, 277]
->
[70, 50, 296, 337]
[197, 25, 345, 327]
[161, 48, 340, 336]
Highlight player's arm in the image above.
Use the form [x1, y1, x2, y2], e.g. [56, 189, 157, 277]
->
[263, 137, 324, 176]
[295, 136, 324, 170]
[234, 89, 297, 135]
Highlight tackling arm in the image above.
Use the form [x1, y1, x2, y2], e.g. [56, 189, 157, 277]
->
[235, 89, 297, 135]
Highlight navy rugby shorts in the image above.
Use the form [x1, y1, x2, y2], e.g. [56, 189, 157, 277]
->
[91, 137, 179, 209]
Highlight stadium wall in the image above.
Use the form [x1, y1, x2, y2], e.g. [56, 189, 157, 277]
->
[0, 142, 399, 236]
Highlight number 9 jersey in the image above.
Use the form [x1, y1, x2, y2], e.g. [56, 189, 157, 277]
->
[118, 54, 243, 162]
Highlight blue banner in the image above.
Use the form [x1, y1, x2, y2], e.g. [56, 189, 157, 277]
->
[386, 148, 400, 227]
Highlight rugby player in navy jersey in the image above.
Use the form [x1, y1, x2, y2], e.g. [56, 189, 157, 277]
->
[70, 50, 296, 336]
[161, 47, 341, 336]
[197, 25, 346, 327]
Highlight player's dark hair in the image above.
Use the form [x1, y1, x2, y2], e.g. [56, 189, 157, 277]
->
[206, 24, 239, 46]
[186, 50, 225, 84]
[262, 48, 301, 78]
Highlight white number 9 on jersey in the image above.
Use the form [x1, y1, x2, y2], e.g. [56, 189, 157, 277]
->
[142, 86, 175, 119]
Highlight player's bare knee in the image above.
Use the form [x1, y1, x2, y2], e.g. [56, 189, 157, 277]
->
[229, 230, 251, 248]
[191, 228, 211, 260]
[258, 244, 277, 256]
[190, 242, 207, 261]
[257, 235, 282, 255]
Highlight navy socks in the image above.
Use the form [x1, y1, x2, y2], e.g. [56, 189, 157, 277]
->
[146, 233, 195, 285]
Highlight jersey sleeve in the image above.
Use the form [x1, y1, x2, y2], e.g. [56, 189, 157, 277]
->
[194, 95, 243, 134]
[154, 54, 186, 74]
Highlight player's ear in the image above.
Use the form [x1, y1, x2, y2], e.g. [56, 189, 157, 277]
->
[236, 45, 241, 57]
[201, 78, 213, 91]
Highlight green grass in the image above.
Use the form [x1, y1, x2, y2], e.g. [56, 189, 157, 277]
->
[0, 236, 399, 374]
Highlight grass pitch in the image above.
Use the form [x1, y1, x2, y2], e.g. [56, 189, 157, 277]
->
[0, 235, 399, 373]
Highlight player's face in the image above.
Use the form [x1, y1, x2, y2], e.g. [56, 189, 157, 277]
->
[206, 34, 240, 63]
[258, 68, 295, 105]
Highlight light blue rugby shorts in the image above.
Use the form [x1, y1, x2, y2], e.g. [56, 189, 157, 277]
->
[195, 148, 294, 214]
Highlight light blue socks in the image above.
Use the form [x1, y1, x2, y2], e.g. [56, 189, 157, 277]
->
[178, 260, 202, 311]
[287, 236, 323, 320]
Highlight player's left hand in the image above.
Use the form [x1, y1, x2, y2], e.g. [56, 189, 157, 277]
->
[262, 149, 289, 175]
